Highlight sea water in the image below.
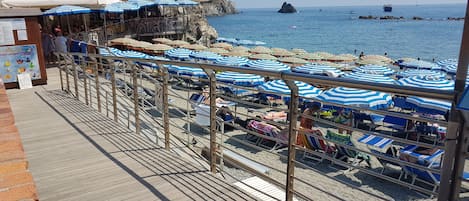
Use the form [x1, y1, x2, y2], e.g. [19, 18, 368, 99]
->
[207, 4, 465, 60]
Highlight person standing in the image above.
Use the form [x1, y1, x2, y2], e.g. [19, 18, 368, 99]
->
[41, 29, 55, 63]
[54, 32, 68, 53]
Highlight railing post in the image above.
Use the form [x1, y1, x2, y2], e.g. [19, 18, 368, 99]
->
[111, 61, 118, 122]
[84, 69, 89, 105]
[285, 80, 299, 201]
[65, 55, 70, 93]
[132, 64, 140, 134]
[72, 57, 79, 100]
[58, 53, 64, 91]
[95, 58, 102, 113]
[106, 91, 109, 117]
[161, 66, 170, 150]
[438, 2, 469, 200]
[203, 68, 218, 173]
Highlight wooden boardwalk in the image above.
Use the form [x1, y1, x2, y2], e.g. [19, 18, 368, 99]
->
[7, 69, 258, 201]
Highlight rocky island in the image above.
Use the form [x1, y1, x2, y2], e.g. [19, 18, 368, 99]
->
[278, 2, 297, 13]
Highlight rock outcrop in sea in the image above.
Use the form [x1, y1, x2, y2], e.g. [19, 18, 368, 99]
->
[278, 2, 297, 13]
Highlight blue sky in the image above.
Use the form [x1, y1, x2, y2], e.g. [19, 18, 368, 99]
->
[231, 0, 466, 8]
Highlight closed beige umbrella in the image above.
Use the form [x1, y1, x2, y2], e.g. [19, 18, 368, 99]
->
[279, 57, 308, 66]
[226, 51, 251, 57]
[296, 53, 323, 61]
[167, 40, 190, 47]
[152, 38, 173, 44]
[231, 46, 250, 52]
[208, 47, 229, 54]
[291, 48, 308, 54]
[249, 46, 272, 54]
[211, 42, 233, 50]
[249, 53, 277, 60]
[181, 44, 208, 51]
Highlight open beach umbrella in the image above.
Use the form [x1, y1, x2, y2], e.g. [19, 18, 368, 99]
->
[399, 60, 441, 70]
[226, 51, 251, 57]
[145, 44, 174, 53]
[211, 42, 233, 50]
[355, 59, 387, 66]
[296, 53, 323, 61]
[231, 46, 250, 52]
[249, 46, 272, 54]
[114, 50, 149, 59]
[167, 65, 207, 78]
[278, 57, 309, 66]
[164, 48, 193, 60]
[326, 55, 354, 63]
[313, 51, 334, 59]
[405, 96, 451, 115]
[207, 48, 229, 55]
[361, 55, 393, 63]
[396, 76, 454, 90]
[338, 54, 358, 61]
[437, 59, 458, 75]
[181, 44, 207, 51]
[247, 60, 290, 72]
[259, 80, 322, 99]
[396, 69, 447, 79]
[291, 48, 308, 54]
[152, 38, 173, 44]
[109, 37, 139, 46]
[341, 72, 396, 85]
[166, 40, 190, 47]
[216, 72, 264, 87]
[44, 5, 92, 35]
[249, 54, 278, 60]
[190, 51, 222, 61]
[215, 56, 249, 66]
[293, 63, 343, 77]
[98, 47, 122, 56]
[352, 65, 395, 76]
[316, 87, 394, 110]
[272, 49, 295, 57]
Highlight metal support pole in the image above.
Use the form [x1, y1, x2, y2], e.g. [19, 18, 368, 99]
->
[72, 61, 79, 100]
[161, 67, 170, 150]
[438, 2, 469, 200]
[95, 60, 101, 113]
[285, 80, 299, 201]
[111, 63, 118, 122]
[84, 72, 89, 105]
[65, 55, 70, 92]
[59, 57, 64, 91]
[132, 65, 141, 134]
[106, 91, 109, 117]
[204, 68, 218, 173]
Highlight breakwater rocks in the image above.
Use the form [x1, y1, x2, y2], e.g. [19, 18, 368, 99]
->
[358, 15, 464, 21]
[278, 2, 297, 13]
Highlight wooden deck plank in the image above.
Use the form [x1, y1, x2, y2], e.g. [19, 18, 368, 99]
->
[7, 68, 257, 201]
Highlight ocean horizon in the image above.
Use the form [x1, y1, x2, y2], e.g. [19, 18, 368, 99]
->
[208, 3, 465, 61]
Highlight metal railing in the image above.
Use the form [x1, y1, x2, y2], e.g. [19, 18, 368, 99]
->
[55, 51, 468, 201]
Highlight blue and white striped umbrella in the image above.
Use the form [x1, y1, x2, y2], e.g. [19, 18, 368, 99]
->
[164, 48, 193, 60]
[115, 50, 149, 59]
[437, 59, 458, 74]
[98, 47, 122, 56]
[190, 51, 222, 61]
[116, 2, 141, 11]
[341, 72, 396, 85]
[138, 56, 169, 69]
[396, 69, 447, 79]
[396, 76, 454, 90]
[352, 65, 395, 76]
[216, 72, 264, 86]
[399, 60, 441, 70]
[43, 5, 91, 16]
[247, 60, 290, 72]
[406, 96, 451, 115]
[215, 56, 249, 66]
[316, 87, 393, 109]
[98, 3, 125, 13]
[293, 63, 343, 76]
[167, 65, 207, 78]
[258, 80, 322, 98]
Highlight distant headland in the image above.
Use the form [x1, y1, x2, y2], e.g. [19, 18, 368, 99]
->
[278, 2, 297, 13]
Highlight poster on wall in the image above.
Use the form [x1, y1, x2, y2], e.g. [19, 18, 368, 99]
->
[0, 45, 41, 83]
